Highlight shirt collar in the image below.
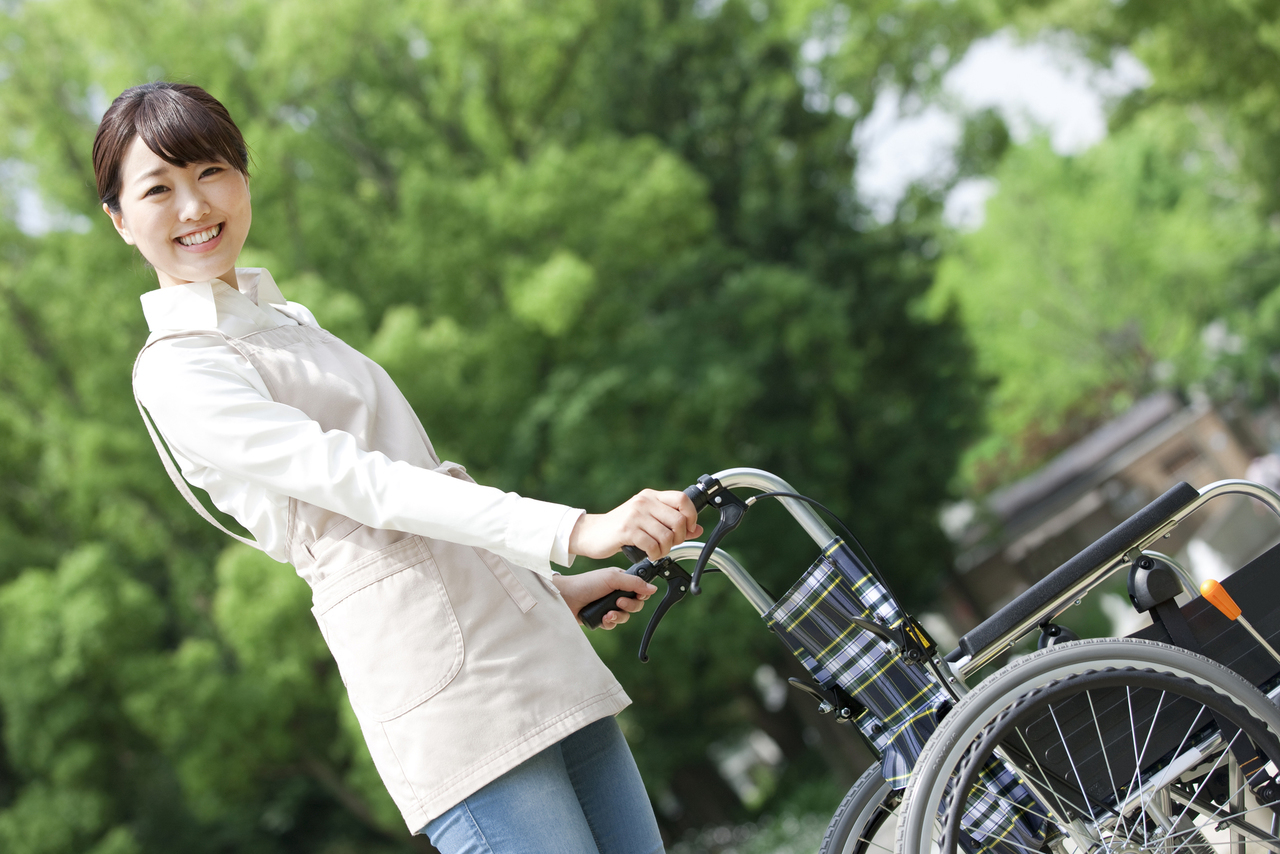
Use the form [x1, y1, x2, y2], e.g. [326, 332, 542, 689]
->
[140, 267, 288, 332]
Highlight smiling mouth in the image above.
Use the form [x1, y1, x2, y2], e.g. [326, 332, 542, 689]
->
[177, 223, 223, 246]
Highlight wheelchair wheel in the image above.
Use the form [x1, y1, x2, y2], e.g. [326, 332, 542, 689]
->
[820, 764, 900, 854]
[896, 638, 1280, 854]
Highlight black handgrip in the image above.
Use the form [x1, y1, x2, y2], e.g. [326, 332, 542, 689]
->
[685, 481, 711, 511]
[579, 557, 658, 629]
[621, 544, 648, 565]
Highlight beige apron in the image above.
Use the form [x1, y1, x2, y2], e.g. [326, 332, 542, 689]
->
[133, 312, 629, 832]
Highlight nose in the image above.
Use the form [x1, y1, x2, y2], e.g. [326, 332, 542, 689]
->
[176, 183, 211, 222]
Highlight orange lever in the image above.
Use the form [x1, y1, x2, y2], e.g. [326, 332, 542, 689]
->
[1201, 579, 1242, 621]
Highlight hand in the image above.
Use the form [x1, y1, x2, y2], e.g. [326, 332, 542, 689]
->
[551, 568, 659, 630]
[568, 489, 703, 561]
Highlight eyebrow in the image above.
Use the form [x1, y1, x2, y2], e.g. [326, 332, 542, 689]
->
[130, 164, 172, 186]
[129, 156, 230, 187]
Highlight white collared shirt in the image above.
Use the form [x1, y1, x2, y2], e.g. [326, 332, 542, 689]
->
[134, 268, 582, 575]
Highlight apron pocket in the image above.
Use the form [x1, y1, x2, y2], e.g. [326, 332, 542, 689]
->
[473, 548, 537, 613]
[312, 538, 464, 721]
[305, 516, 363, 562]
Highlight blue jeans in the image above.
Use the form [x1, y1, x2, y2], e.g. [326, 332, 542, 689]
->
[422, 717, 665, 854]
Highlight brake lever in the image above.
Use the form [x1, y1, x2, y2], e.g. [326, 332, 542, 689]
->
[689, 487, 748, 595]
[637, 560, 703, 662]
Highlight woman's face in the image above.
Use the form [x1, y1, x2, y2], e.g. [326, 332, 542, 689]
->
[104, 135, 251, 289]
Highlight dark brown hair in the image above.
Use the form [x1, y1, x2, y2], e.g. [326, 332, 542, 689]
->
[92, 82, 250, 213]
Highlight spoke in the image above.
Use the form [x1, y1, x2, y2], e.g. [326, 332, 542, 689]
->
[1162, 816, 1219, 854]
[965, 777, 1058, 827]
[1162, 707, 1217, 836]
[1120, 687, 1170, 850]
[935, 664, 1280, 854]
[1157, 814, 1277, 854]
[965, 833, 1048, 854]
[1048, 701, 1101, 824]
[1172, 727, 1239, 834]
[852, 832, 895, 854]
[1014, 727, 1086, 827]
[1087, 690, 1122, 808]
[1167, 790, 1280, 850]
[848, 802, 898, 854]
[1122, 686, 1150, 850]
[1230, 750, 1245, 854]
[1136, 690, 1170, 830]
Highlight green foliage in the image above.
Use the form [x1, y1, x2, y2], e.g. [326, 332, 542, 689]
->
[0, 0, 989, 848]
[930, 105, 1263, 487]
[943, 0, 1280, 493]
[1184, 248, 1280, 410]
[983, 0, 1280, 216]
[0, 547, 160, 853]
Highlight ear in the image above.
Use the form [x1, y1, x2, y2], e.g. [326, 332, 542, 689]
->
[102, 202, 134, 245]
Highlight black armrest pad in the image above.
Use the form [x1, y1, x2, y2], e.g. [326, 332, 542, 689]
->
[956, 481, 1201, 660]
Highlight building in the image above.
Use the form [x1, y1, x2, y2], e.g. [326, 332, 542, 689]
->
[938, 392, 1275, 637]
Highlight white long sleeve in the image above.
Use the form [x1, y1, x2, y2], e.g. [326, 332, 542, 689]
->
[134, 270, 582, 575]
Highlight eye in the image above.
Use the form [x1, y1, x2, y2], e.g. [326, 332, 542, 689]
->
[200, 165, 224, 178]
[143, 184, 168, 198]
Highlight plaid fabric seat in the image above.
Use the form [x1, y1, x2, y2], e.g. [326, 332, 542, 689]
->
[764, 539, 1045, 854]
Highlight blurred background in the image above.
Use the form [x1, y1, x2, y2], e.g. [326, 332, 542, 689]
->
[4, 0, 1280, 851]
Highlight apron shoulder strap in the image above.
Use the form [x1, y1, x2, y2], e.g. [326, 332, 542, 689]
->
[132, 332, 263, 551]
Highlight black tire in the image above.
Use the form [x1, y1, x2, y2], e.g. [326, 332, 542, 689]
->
[896, 638, 1280, 854]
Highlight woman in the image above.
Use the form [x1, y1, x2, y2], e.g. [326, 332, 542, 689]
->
[93, 81, 700, 853]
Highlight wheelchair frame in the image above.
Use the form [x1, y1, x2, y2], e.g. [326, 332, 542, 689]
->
[654, 469, 1280, 854]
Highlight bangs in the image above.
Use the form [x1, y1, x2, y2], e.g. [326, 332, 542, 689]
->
[93, 82, 250, 212]
[133, 87, 248, 173]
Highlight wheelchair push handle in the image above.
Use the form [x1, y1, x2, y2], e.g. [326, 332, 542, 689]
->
[578, 554, 663, 629]
[578, 481, 713, 630]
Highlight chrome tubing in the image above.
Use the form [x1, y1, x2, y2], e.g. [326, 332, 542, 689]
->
[956, 479, 1280, 677]
[668, 541, 775, 616]
[710, 467, 839, 550]
[1140, 550, 1199, 595]
[1110, 734, 1219, 823]
[1164, 478, 1280, 528]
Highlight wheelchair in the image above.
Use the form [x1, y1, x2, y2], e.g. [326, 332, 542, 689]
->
[580, 469, 1280, 853]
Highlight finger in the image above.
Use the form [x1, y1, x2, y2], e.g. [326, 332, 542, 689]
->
[611, 573, 658, 596]
[637, 522, 675, 555]
[602, 609, 630, 629]
[644, 495, 693, 535]
[615, 595, 646, 615]
[672, 490, 703, 536]
[656, 490, 703, 537]
[632, 527, 669, 561]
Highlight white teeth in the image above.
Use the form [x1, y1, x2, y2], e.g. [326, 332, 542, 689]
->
[178, 224, 222, 246]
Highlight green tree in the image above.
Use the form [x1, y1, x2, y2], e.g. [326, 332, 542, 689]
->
[936, 0, 1280, 484]
[978, 0, 1280, 216]
[929, 105, 1263, 487]
[0, 0, 988, 849]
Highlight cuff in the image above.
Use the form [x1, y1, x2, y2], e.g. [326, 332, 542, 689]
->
[504, 497, 580, 577]
[551, 507, 585, 569]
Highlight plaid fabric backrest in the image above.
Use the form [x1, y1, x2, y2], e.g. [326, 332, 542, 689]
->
[764, 539, 1047, 853]
[764, 539, 944, 745]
